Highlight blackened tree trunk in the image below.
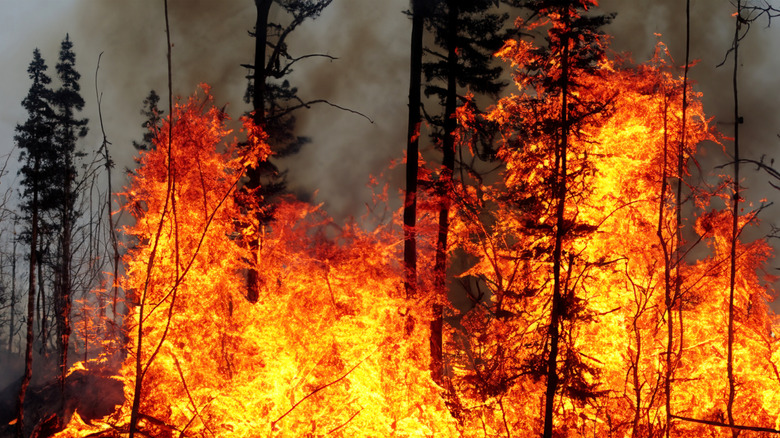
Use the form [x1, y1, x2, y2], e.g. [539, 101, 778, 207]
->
[8, 232, 17, 353]
[727, 2, 742, 436]
[16, 165, 39, 438]
[543, 12, 570, 438]
[246, 0, 272, 304]
[252, 0, 271, 128]
[404, 0, 425, 303]
[244, 0, 333, 303]
[431, 0, 458, 385]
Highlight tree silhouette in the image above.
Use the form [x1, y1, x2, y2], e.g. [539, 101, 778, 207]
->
[14, 47, 56, 438]
[422, 0, 515, 384]
[242, 0, 332, 303]
[132, 89, 164, 152]
[50, 33, 89, 397]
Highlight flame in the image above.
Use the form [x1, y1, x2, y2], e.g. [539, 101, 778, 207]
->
[54, 36, 780, 438]
[56, 90, 454, 437]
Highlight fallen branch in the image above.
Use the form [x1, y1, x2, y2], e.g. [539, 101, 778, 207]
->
[670, 414, 780, 434]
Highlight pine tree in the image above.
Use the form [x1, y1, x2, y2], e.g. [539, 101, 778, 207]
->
[243, 0, 332, 303]
[14, 48, 56, 438]
[422, 0, 515, 384]
[51, 33, 88, 393]
[132, 89, 164, 151]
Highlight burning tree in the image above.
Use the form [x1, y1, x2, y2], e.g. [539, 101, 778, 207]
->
[444, 10, 780, 438]
[50, 4, 780, 438]
[55, 87, 455, 437]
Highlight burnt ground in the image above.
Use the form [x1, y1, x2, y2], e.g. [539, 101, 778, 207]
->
[0, 365, 124, 438]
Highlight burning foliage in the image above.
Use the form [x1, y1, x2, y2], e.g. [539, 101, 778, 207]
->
[54, 88, 453, 437]
[51, 18, 780, 438]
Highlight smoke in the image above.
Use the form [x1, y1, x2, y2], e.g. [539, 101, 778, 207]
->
[42, 0, 409, 223]
[1, 1, 778, 226]
[601, 0, 780, 281]
[2, 0, 779, 276]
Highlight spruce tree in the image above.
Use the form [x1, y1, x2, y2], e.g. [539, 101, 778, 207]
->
[14, 48, 56, 438]
[51, 33, 88, 392]
[133, 89, 164, 151]
[505, 2, 614, 436]
[422, 0, 516, 385]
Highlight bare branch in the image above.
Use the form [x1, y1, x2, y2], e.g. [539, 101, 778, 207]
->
[325, 408, 363, 435]
[267, 97, 374, 124]
[271, 351, 373, 430]
[274, 53, 337, 78]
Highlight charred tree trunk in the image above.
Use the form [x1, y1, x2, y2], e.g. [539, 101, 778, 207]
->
[16, 157, 40, 438]
[665, 2, 691, 435]
[37, 238, 47, 353]
[252, 0, 270, 128]
[58, 140, 74, 398]
[246, 0, 272, 304]
[404, 0, 425, 303]
[543, 11, 570, 438]
[727, 2, 742, 436]
[8, 233, 17, 353]
[431, 0, 458, 385]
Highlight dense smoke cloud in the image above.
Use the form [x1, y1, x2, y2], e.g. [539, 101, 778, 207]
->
[2, 0, 780, 241]
[3, 1, 775, 226]
[601, 0, 780, 250]
[65, 0, 411, 223]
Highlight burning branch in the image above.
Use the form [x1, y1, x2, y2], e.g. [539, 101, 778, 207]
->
[173, 355, 216, 437]
[270, 350, 374, 431]
[670, 414, 780, 434]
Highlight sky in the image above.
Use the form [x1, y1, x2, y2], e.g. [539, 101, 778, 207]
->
[1, 0, 779, 247]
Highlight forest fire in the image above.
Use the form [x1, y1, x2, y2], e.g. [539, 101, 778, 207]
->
[7, 1, 780, 438]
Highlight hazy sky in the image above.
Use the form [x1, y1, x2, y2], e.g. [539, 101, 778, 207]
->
[1, 0, 779, 234]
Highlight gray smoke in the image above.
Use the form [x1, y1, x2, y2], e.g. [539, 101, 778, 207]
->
[1, 0, 779, 282]
[2, 1, 779, 223]
[68, 0, 411, 223]
[601, 0, 780, 288]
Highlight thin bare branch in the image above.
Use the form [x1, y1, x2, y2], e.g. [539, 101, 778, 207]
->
[267, 97, 374, 123]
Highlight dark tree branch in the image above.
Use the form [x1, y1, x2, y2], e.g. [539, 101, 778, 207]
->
[271, 352, 372, 430]
[275, 53, 337, 78]
[670, 414, 780, 434]
[267, 97, 374, 123]
[325, 408, 363, 435]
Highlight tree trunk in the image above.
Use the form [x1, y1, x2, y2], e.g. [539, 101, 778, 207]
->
[431, 0, 458, 385]
[404, 0, 424, 304]
[37, 238, 47, 354]
[543, 9, 570, 438]
[8, 233, 16, 353]
[16, 157, 40, 438]
[727, 2, 741, 436]
[58, 131, 74, 402]
[246, 0, 272, 304]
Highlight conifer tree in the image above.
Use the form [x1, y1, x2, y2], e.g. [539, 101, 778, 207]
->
[423, 0, 515, 384]
[243, 0, 332, 302]
[132, 89, 164, 151]
[508, 4, 613, 436]
[14, 47, 56, 438]
[51, 33, 88, 392]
